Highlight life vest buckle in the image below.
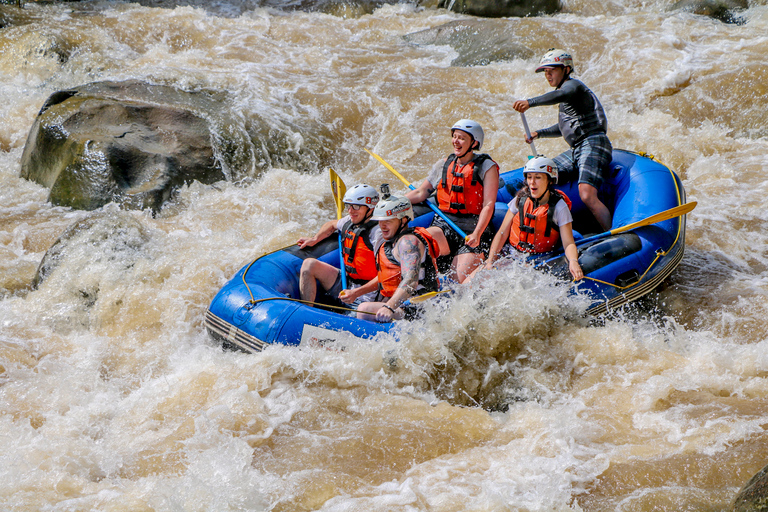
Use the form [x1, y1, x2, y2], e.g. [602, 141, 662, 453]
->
[520, 225, 535, 234]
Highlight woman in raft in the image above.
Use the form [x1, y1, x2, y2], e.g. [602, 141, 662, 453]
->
[475, 155, 583, 281]
[406, 119, 500, 283]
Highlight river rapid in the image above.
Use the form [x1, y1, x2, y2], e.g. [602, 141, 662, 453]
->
[2, 0, 768, 510]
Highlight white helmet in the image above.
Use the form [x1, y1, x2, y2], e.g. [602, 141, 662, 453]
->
[524, 156, 558, 184]
[371, 195, 413, 222]
[535, 48, 574, 73]
[343, 184, 379, 207]
[451, 119, 484, 150]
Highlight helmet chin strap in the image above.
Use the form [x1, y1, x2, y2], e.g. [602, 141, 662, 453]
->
[528, 186, 551, 208]
[457, 142, 475, 160]
[393, 217, 409, 237]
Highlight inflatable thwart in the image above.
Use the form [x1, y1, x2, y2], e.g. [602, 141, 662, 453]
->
[205, 149, 689, 352]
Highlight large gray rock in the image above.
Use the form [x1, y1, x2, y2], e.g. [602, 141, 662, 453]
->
[669, 0, 748, 23]
[20, 80, 253, 212]
[438, 0, 560, 18]
[731, 464, 768, 512]
[404, 19, 535, 67]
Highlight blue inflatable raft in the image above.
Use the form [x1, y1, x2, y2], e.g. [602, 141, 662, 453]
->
[205, 149, 688, 352]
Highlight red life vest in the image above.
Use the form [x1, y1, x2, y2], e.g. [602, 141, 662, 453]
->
[340, 219, 378, 284]
[508, 189, 572, 254]
[436, 154, 494, 215]
[376, 227, 440, 298]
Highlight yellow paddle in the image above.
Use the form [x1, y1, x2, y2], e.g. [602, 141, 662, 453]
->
[405, 289, 452, 304]
[364, 148, 470, 241]
[329, 168, 348, 289]
[582, 201, 697, 244]
[536, 201, 697, 268]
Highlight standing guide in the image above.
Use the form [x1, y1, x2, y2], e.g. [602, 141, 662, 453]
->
[512, 48, 613, 231]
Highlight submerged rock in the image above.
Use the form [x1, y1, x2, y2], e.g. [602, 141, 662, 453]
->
[32, 210, 152, 291]
[0, 5, 31, 29]
[403, 19, 535, 67]
[669, 0, 748, 24]
[106, 0, 430, 17]
[437, 0, 561, 18]
[20, 80, 253, 212]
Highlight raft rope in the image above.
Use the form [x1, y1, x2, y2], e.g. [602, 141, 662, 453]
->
[240, 244, 359, 313]
[579, 150, 686, 290]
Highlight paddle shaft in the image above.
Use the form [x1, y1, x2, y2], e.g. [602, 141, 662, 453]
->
[364, 149, 469, 240]
[520, 112, 537, 156]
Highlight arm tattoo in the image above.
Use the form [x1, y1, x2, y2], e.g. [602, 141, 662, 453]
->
[396, 235, 422, 294]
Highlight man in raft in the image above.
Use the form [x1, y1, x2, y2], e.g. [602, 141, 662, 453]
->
[357, 193, 441, 323]
[512, 48, 613, 231]
[297, 183, 381, 307]
[472, 156, 583, 281]
[406, 119, 499, 284]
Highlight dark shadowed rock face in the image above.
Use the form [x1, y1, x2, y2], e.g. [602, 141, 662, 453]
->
[669, 0, 748, 24]
[731, 464, 768, 512]
[437, 0, 560, 18]
[20, 80, 252, 212]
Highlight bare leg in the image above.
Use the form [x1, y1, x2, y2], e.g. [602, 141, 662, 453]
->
[579, 183, 612, 231]
[454, 252, 484, 284]
[356, 301, 381, 320]
[299, 259, 340, 302]
[425, 226, 451, 257]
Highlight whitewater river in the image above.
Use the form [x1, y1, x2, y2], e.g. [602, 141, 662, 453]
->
[2, 0, 768, 510]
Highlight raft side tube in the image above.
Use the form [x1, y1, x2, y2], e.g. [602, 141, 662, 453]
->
[544, 233, 643, 278]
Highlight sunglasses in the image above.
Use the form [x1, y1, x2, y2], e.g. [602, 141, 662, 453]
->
[345, 203, 363, 211]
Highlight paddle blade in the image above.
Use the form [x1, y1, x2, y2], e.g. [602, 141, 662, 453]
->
[329, 168, 347, 219]
[407, 290, 451, 304]
[610, 201, 697, 236]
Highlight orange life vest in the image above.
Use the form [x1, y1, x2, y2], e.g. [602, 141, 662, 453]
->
[436, 154, 494, 215]
[340, 219, 378, 284]
[376, 227, 440, 298]
[508, 189, 572, 254]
